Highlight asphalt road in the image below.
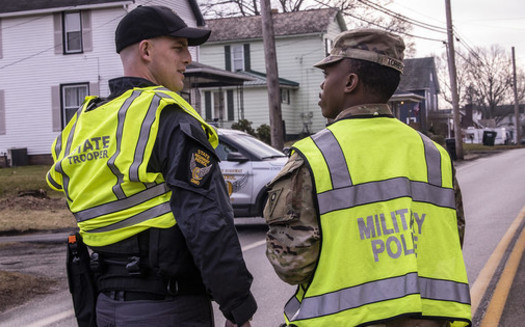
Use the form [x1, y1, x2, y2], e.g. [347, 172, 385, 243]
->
[1, 148, 524, 327]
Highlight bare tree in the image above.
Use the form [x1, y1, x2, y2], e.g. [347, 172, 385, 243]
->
[435, 49, 471, 108]
[277, 0, 310, 12]
[313, 0, 415, 56]
[199, 0, 261, 18]
[466, 45, 513, 120]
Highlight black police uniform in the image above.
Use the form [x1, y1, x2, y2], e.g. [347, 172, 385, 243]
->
[89, 77, 256, 326]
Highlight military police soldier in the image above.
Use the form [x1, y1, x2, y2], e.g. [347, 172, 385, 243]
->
[47, 5, 256, 327]
[264, 29, 471, 327]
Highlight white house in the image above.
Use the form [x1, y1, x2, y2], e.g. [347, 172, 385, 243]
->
[0, 0, 208, 166]
[199, 8, 347, 139]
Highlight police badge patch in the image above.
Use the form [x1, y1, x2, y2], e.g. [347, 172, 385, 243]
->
[189, 149, 213, 187]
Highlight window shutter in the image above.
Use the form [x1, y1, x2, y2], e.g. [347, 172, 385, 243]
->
[0, 90, 5, 135]
[244, 44, 250, 71]
[0, 19, 3, 59]
[204, 91, 212, 120]
[227, 90, 234, 121]
[51, 86, 62, 132]
[81, 11, 93, 52]
[224, 45, 231, 71]
[53, 13, 63, 54]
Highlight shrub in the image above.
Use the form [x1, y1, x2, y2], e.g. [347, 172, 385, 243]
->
[231, 119, 256, 136]
[256, 124, 271, 145]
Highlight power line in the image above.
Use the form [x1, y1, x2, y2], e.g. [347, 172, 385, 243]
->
[356, 0, 485, 66]
[0, 15, 47, 31]
[343, 11, 445, 43]
[358, 0, 447, 34]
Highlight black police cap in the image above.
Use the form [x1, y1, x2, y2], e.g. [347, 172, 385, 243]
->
[115, 5, 211, 53]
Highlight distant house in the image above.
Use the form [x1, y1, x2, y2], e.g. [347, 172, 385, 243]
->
[393, 57, 440, 132]
[0, 0, 220, 166]
[462, 104, 525, 144]
[199, 8, 347, 139]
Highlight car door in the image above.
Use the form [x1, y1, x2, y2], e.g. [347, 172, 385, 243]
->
[216, 139, 254, 210]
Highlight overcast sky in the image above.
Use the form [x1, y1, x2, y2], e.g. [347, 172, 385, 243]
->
[385, 0, 525, 67]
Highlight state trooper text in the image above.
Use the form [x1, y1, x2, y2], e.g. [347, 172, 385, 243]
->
[67, 136, 110, 164]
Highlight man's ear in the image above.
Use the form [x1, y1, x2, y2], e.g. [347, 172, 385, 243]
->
[138, 40, 153, 63]
[344, 73, 359, 93]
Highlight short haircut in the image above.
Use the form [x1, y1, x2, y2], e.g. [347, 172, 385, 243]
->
[348, 58, 401, 102]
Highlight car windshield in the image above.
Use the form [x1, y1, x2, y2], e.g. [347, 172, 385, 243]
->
[224, 133, 286, 160]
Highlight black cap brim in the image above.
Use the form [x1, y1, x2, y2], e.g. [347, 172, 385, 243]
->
[170, 27, 211, 46]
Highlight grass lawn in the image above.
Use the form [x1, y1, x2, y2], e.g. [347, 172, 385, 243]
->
[0, 165, 75, 233]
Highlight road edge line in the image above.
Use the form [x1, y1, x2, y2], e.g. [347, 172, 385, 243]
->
[479, 218, 525, 326]
[469, 205, 525, 315]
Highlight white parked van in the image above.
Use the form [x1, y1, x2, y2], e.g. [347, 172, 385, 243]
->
[216, 129, 287, 217]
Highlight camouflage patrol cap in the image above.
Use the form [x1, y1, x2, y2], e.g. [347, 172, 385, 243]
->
[314, 28, 405, 73]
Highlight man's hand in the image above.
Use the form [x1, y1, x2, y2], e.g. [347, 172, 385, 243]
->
[225, 320, 252, 327]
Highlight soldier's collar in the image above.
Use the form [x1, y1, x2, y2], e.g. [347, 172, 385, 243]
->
[335, 104, 392, 120]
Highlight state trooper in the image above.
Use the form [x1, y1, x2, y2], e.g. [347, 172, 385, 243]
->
[264, 29, 472, 327]
[47, 5, 256, 327]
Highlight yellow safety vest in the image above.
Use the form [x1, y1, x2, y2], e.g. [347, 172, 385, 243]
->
[46, 86, 218, 247]
[287, 117, 472, 327]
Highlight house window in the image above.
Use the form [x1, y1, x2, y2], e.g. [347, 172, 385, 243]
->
[63, 11, 82, 53]
[325, 38, 333, 56]
[61, 83, 88, 126]
[225, 44, 250, 71]
[231, 45, 244, 72]
[204, 90, 235, 123]
[280, 89, 290, 104]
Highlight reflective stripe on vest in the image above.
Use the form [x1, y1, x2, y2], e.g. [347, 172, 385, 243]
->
[317, 177, 455, 215]
[284, 273, 470, 321]
[311, 128, 444, 189]
[54, 103, 86, 201]
[88, 201, 172, 233]
[74, 183, 170, 222]
[107, 90, 143, 199]
[311, 129, 455, 215]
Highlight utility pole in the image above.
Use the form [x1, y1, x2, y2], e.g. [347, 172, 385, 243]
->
[260, 0, 284, 150]
[512, 47, 521, 144]
[445, 0, 463, 160]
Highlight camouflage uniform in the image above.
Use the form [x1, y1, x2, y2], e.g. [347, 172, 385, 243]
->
[264, 104, 466, 286]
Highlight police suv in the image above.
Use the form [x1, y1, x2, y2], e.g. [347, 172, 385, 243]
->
[216, 128, 287, 217]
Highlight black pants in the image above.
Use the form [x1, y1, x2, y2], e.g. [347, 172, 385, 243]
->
[96, 292, 215, 327]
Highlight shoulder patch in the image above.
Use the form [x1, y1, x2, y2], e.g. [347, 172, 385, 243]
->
[189, 149, 213, 187]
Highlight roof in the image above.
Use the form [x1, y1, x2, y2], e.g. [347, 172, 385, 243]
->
[206, 8, 345, 42]
[398, 57, 439, 93]
[0, 0, 206, 25]
[237, 70, 300, 88]
[185, 62, 255, 88]
[391, 92, 425, 103]
[0, 0, 127, 14]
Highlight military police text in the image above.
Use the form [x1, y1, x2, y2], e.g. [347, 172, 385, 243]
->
[357, 208, 426, 262]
